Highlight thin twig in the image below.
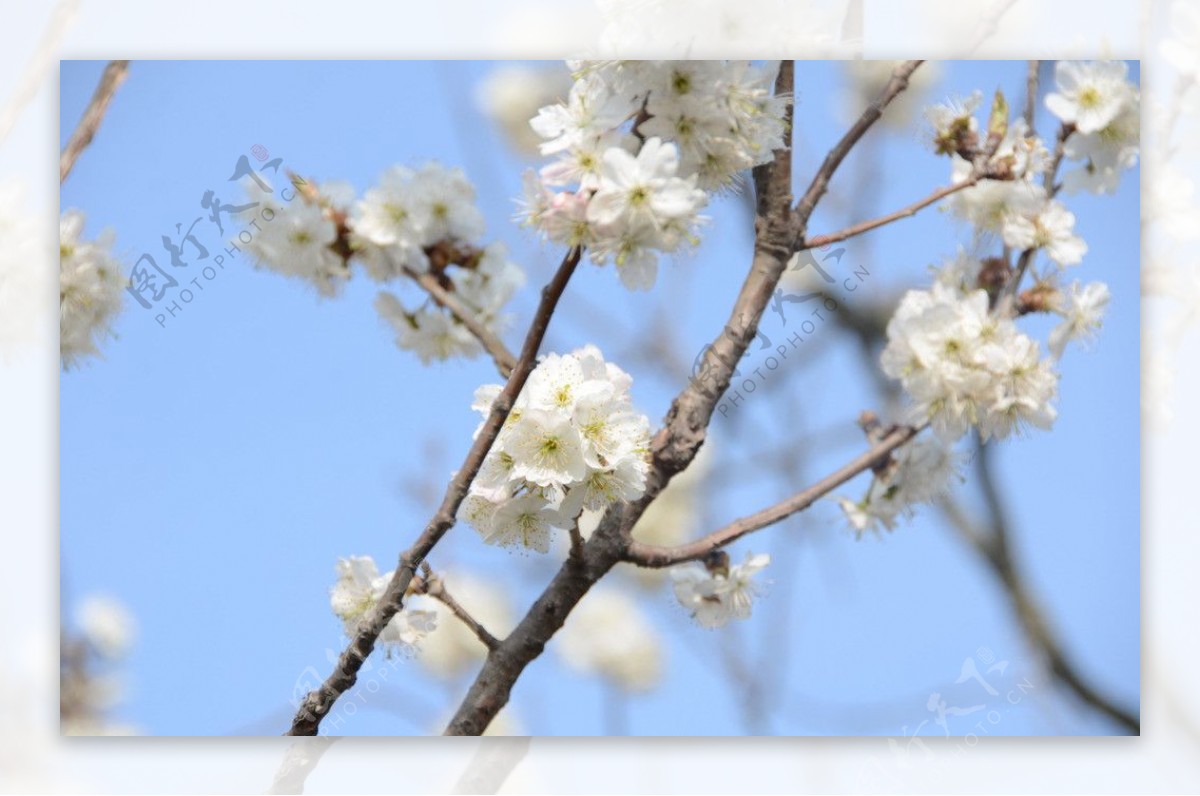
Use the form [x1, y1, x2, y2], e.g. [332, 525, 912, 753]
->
[286, 246, 582, 736]
[60, 60, 130, 184]
[803, 177, 981, 250]
[419, 570, 500, 651]
[1023, 60, 1040, 133]
[792, 60, 923, 245]
[401, 263, 518, 378]
[624, 424, 922, 567]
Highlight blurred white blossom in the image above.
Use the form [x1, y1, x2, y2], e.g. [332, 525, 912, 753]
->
[557, 587, 662, 692]
[59, 209, 125, 368]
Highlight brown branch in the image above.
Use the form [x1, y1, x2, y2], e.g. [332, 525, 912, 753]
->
[803, 177, 980, 250]
[442, 59, 923, 736]
[417, 569, 500, 651]
[624, 424, 922, 568]
[286, 246, 582, 736]
[1023, 60, 1040, 133]
[400, 262, 518, 378]
[939, 442, 1140, 734]
[792, 60, 923, 245]
[60, 60, 129, 184]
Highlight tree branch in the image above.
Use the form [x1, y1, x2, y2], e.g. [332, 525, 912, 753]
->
[624, 424, 922, 567]
[803, 176, 981, 250]
[60, 59, 129, 184]
[416, 567, 500, 651]
[286, 246, 582, 736]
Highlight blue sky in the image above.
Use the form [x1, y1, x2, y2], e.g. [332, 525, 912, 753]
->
[60, 60, 1140, 737]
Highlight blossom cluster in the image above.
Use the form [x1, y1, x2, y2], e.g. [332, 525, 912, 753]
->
[329, 556, 437, 656]
[242, 165, 524, 365]
[59, 210, 126, 368]
[881, 282, 1060, 442]
[460, 344, 651, 554]
[522, 60, 787, 289]
[1045, 60, 1141, 195]
[670, 551, 771, 628]
[930, 62, 1137, 269]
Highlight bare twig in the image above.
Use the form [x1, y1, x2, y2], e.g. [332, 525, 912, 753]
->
[418, 569, 500, 651]
[400, 263, 518, 378]
[793, 60, 923, 245]
[624, 424, 922, 567]
[443, 59, 923, 736]
[60, 60, 130, 184]
[803, 176, 980, 250]
[286, 246, 582, 736]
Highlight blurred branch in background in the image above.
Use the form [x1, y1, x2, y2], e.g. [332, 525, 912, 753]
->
[0, 0, 78, 147]
[939, 443, 1140, 733]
